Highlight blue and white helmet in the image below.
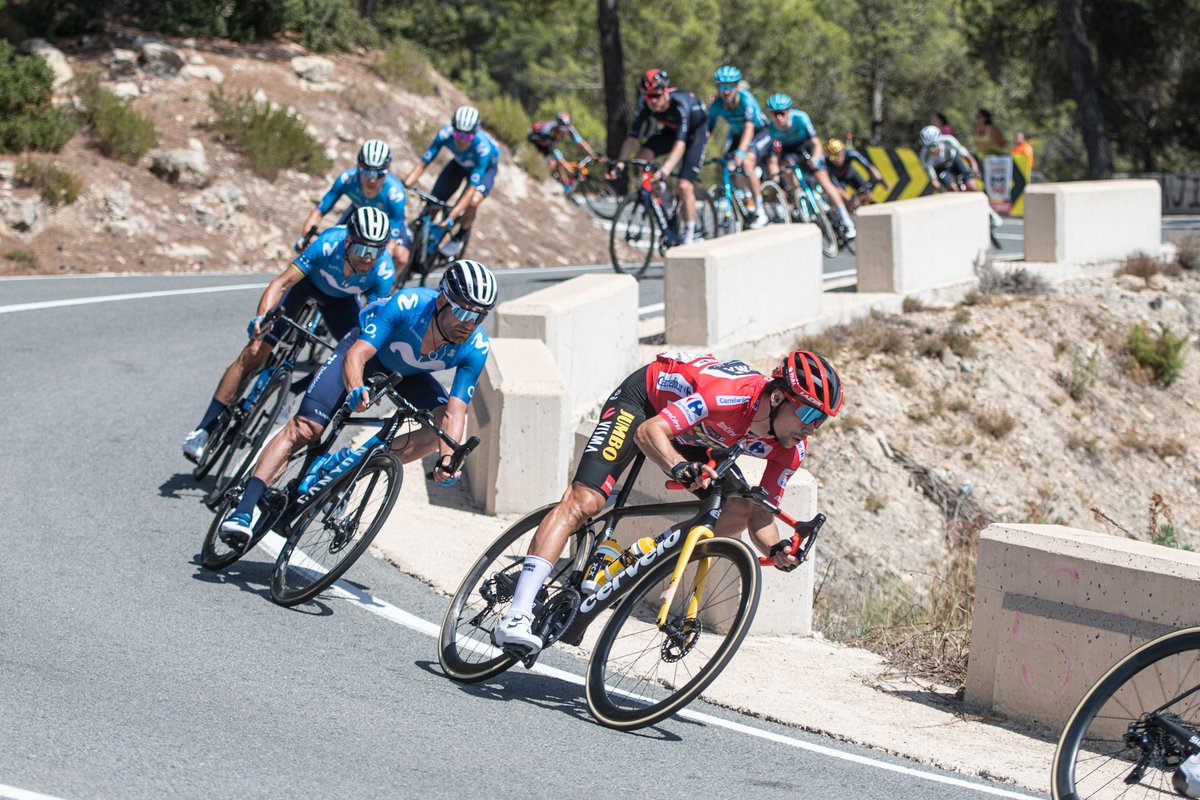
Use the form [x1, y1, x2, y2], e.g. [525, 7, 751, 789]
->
[440, 259, 498, 310]
[347, 206, 390, 245]
[714, 65, 742, 85]
[919, 125, 941, 147]
[766, 93, 793, 112]
[357, 139, 391, 170]
[452, 105, 480, 134]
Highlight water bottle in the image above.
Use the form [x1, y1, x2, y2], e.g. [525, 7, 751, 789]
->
[581, 538, 622, 594]
[298, 446, 354, 494]
[599, 536, 658, 585]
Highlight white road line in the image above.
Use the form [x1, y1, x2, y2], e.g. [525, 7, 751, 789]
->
[0, 782, 71, 800]
[252, 537, 1039, 799]
[0, 284, 264, 315]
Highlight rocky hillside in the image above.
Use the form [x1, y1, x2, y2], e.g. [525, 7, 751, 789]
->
[0, 32, 613, 276]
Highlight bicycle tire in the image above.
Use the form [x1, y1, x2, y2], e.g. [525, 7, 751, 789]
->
[696, 195, 718, 240]
[200, 495, 273, 571]
[585, 536, 760, 731]
[609, 196, 656, 279]
[759, 181, 792, 226]
[438, 503, 582, 683]
[709, 188, 741, 237]
[191, 422, 231, 482]
[791, 188, 814, 224]
[815, 211, 839, 258]
[203, 368, 291, 508]
[270, 452, 403, 606]
[578, 176, 620, 220]
[1051, 626, 1200, 799]
[410, 222, 430, 281]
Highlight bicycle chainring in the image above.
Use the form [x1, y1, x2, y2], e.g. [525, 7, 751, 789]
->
[660, 617, 702, 663]
[534, 588, 581, 649]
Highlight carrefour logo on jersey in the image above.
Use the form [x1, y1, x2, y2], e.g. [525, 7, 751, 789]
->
[716, 394, 749, 406]
[655, 373, 694, 398]
[679, 395, 707, 425]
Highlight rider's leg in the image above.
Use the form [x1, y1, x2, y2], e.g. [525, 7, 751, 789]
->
[220, 413, 325, 539]
[679, 179, 698, 243]
[815, 167, 856, 237]
[744, 151, 765, 220]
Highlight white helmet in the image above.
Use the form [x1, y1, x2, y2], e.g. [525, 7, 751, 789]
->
[452, 105, 480, 134]
[919, 125, 941, 147]
[357, 139, 391, 170]
[347, 206, 390, 245]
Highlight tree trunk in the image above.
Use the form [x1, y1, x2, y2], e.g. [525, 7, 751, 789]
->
[597, 0, 628, 160]
[360, 0, 378, 20]
[1057, 0, 1113, 179]
[870, 65, 884, 146]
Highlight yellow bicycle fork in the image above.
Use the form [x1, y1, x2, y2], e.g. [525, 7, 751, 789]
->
[656, 524, 714, 627]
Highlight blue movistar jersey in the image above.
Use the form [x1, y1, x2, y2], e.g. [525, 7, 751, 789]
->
[707, 89, 768, 140]
[357, 289, 490, 403]
[293, 227, 395, 301]
[315, 169, 408, 243]
[421, 126, 501, 189]
[768, 109, 818, 148]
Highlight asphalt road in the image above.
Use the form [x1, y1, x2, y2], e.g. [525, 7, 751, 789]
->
[0, 274, 1042, 800]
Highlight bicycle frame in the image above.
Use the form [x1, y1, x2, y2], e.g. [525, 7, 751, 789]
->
[709, 158, 752, 223]
[407, 187, 455, 283]
[631, 160, 675, 245]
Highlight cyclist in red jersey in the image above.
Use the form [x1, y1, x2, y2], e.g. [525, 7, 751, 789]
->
[492, 349, 844, 654]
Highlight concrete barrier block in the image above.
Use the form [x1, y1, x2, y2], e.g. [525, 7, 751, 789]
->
[663, 225, 823, 347]
[465, 338, 569, 515]
[964, 523, 1200, 730]
[496, 273, 639, 419]
[857, 193, 990, 294]
[570, 422, 819, 635]
[1024, 180, 1162, 266]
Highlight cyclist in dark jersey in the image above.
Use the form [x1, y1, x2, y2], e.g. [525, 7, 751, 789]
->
[825, 138, 888, 206]
[492, 349, 844, 655]
[527, 111, 602, 185]
[607, 68, 710, 245]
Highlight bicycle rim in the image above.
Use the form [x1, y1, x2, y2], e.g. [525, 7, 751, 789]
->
[200, 495, 269, 570]
[759, 181, 791, 225]
[697, 196, 718, 240]
[791, 188, 814, 223]
[580, 177, 620, 220]
[609, 197, 656, 279]
[1052, 627, 1200, 799]
[438, 503, 583, 683]
[585, 537, 759, 730]
[204, 370, 290, 508]
[816, 213, 839, 257]
[270, 453, 402, 606]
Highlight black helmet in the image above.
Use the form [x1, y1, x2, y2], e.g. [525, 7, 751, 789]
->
[440, 259, 498, 309]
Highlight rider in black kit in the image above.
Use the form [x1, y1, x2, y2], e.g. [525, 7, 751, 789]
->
[608, 68, 710, 245]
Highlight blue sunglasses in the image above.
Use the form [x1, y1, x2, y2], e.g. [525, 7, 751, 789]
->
[348, 241, 384, 261]
[361, 168, 387, 179]
[445, 295, 487, 323]
[717, 83, 738, 92]
[793, 402, 827, 427]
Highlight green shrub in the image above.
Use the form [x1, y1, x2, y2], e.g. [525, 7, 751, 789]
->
[14, 157, 82, 205]
[0, 40, 77, 153]
[975, 260, 1051, 295]
[209, 88, 331, 180]
[74, 70, 158, 164]
[372, 38, 435, 95]
[1127, 323, 1187, 387]
[5, 247, 37, 267]
[477, 94, 529, 151]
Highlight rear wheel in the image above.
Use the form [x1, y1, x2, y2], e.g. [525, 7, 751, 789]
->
[609, 196, 657, 279]
[696, 195, 718, 240]
[578, 176, 620, 219]
[759, 181, 792, 225]
[585, 536, 759, 731]
[200, 494, 274, 571]
[438, 503, 579, 683]
[269, 452, 403, 606]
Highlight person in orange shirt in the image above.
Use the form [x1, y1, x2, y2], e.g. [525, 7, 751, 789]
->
[1011, 131, 1034, 170]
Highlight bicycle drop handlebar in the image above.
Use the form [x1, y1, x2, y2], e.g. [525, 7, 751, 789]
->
[255, 306, 337, 351]
[663, 441, 826, 568]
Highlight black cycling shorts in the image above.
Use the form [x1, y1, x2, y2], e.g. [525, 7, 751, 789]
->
[642, 127, 710, 185]
[724, 128, 772, 164]
[297, 329, 448, 427]
[831, 168, 871, 194]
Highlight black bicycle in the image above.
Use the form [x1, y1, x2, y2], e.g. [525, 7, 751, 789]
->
[400, 187, 460, 289]
[201, 371, 479, 607]
[437, 443, 824, 731]
[1052, 625, 1200, 799]
[195, 304, 336, 509]
[608, 160, 715, 279]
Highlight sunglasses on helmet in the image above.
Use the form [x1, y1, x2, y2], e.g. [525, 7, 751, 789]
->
[793, 402, 828, 427]
[348, 241, 384, 261]
[444, 295, 487, 323]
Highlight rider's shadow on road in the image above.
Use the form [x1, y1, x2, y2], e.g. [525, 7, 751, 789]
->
[412, 659, 686, 740]
[188, 553, 335, 617]
[160, 472, 208, 500]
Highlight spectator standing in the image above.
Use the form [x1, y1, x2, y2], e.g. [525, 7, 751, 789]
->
[972, 109, 1007, 156]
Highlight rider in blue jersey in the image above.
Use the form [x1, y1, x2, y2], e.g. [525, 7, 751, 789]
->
[707, 65, 771, 229]
[182, 207, 396, 464]
[403, 106, 499, 261]
[298, 140, 411, 285]
[218, 260, 500, 545]
[764, 93, 856, 241]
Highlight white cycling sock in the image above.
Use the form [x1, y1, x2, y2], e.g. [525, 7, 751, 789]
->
[684, 220, 696, 243]
[836, 204, 854, 226]
[754, 194, 763, 213]
[509, 555, 553, 617]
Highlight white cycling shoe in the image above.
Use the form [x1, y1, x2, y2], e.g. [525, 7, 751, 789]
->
[182, 428, 209, 463]
[747, 211, 769, 229]
[492, 612, 543, 656]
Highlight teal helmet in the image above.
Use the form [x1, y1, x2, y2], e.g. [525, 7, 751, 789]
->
[714, 65, 742, 85]
[766, 93, 793, 112]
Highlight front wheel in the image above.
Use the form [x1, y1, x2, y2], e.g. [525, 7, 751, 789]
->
[1051, 627, 1200, 799]
[759, 181, 792, 226]
[585, 536, 759, 731]
[814, 210, 839, 258]
[609, 196, 657, 279]
[269, 452, 403, 606]
[577, 176, 620, 220]
[438, 503, 581, 683]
